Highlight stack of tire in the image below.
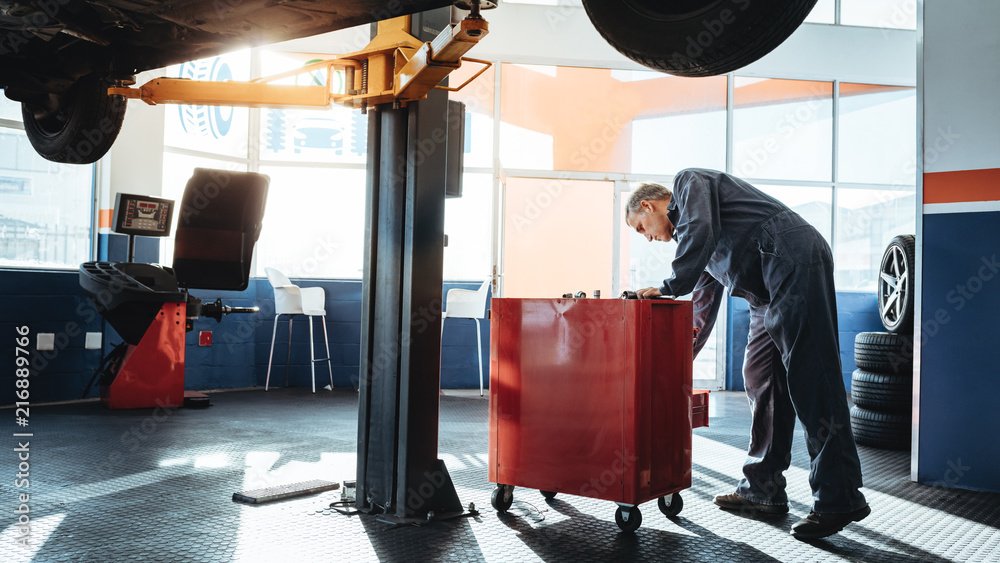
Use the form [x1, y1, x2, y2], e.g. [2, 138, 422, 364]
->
[850, 235, 916, 451]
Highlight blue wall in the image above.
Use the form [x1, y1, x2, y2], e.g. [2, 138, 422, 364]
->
[0, 270, 105, 404]
[725, 291, 883, 392]
[4, 265, 884, 406]
[1, 268, 490, 404]
[919, 211, 1000, 492]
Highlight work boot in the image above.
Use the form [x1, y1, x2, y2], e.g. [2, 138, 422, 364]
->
[714, 493, 789, 515]
[791, 505, 871, 539]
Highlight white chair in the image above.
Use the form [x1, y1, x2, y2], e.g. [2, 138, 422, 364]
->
[441, 280, 491, 396]
[264, 267, 333, 393]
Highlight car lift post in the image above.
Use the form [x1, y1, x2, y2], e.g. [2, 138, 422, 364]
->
[356, 7, 465, 524]
[106, 0, 490, 523]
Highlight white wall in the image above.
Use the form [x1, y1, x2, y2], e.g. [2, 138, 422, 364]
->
[106, 70, 166, 200]
[922, 0, 1000, 173]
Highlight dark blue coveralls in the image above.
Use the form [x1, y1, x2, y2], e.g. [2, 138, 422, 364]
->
[662, 169, 867, 514]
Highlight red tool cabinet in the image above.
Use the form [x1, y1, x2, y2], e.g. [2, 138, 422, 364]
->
[487, 297, 709, 531]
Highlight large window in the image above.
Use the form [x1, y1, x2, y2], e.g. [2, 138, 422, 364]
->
[155, 44, 914, 293]
[835, 83, 916, 290]
[0, 98, 94, 269]
[254, 166, 366, 279]
[734, 78, 834, 182]
[839, 84, 916, 186]
[502, 177, 614, 298]
[499, 64, 727, 175]
[161, 47, 495, 281]
[498, 68, 914, 302]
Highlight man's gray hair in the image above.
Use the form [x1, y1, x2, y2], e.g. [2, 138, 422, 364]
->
[625, 182, 672, 223]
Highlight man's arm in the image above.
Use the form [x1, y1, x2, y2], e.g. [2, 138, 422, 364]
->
[693, 271, 725, 359]
[660, 170, 722, 297]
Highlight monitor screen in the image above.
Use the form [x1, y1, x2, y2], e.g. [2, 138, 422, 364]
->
[112, 193, 174, 237]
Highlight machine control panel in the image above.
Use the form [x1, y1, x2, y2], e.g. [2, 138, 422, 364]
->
[112, 193, 174, 236]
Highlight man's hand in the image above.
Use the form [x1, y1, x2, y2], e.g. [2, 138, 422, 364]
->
[636, 287, 662, 299]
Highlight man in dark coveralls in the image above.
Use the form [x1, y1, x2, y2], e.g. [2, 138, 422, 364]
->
[626, 168, 870, 539]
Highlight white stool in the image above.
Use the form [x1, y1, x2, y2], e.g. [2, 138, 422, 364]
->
[264, 267, 334, 393]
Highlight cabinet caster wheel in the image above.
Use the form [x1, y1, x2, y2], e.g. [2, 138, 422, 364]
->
[491, 485, 513, 513]
[658, 492, 683, 518]
[615, 505, 642, 532]
[540, 490, 557, 500]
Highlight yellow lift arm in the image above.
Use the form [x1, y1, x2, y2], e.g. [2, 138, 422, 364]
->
[108, 10, 490, 112]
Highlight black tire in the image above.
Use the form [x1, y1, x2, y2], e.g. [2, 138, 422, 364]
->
[615, 506, 643, 532]
[854, 332, 913, 374]
[851, 369, 912, 412]
[491, 485, 513, 513]
[21, 74, 126, 164]
[581, 0, 818, 77]
[658, 493, 683, 518]
[850, 405, 910, 451]
[540, 490, 557, 500]
[878, 235, 916, 334]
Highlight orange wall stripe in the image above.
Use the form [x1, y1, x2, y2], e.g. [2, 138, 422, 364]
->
[924, 168, 1000, 205]
[99, 208, 112, 229]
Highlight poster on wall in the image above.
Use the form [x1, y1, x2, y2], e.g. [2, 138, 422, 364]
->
[163, 50, 252, 157]
[258, 51, 367, 164]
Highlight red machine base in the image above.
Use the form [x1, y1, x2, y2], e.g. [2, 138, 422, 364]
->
[101, 302, 186, 409]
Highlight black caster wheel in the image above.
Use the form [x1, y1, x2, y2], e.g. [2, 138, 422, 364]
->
[615, 505, 642, 532]
[540, 490, 557, 500]
[658, 493, 683, 518]
[491, 485, 513, 513]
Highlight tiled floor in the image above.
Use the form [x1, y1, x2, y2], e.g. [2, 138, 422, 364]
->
[2, 389, 998, 562]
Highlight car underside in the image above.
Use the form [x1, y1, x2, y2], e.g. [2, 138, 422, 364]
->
[0, 0, 453, 108]
[0, 0, 818, 164]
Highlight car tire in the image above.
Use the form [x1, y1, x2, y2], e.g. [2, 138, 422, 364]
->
[850, 405, 910, 451]
[21, 74, 126, 164]
[581, 0, 818, 77]
[878, 235, 916, 334]
[851, 369, 912, 412]
[854, 331, 913, 374]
